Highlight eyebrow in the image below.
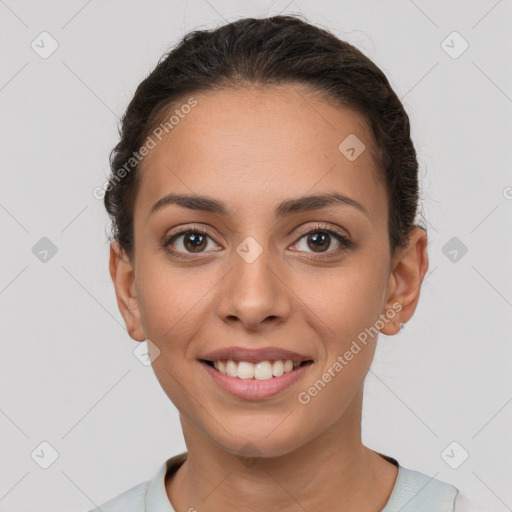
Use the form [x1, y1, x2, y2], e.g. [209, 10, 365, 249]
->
[149, 191, 369, 219]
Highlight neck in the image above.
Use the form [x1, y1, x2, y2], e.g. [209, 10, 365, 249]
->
[166, 386, 398, 512]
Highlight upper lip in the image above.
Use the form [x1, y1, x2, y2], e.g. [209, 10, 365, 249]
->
[199, 346, 313, 364]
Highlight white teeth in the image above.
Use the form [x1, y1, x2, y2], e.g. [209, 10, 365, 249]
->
[254, 361, 273, 380]
[237, 361, 254, 379]
[225, 360, 237, 377]
[211, 359, 307, 380]
[272, 360, 284, 377]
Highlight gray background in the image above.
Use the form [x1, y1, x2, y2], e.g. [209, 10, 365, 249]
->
[0, 0, 511, 511]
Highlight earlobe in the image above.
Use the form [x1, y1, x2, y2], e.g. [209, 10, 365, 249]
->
[109, 242, 146, 342]
[379, 227, 429, 335]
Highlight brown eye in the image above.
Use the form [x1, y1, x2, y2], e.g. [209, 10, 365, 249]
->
[306, 232, 331, 252]
[181, 232, 208, 253]
[291, 225, 351, 257]
[164, 229, 219, 256]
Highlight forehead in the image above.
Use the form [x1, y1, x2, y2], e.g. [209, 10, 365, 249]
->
[135, 85, 387, 223]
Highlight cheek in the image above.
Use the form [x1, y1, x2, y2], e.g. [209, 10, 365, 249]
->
[295, 273, 383, 420]
[137, 264, 210, 347]
[138, 267, 208, 410]
[296, 261, 387, 346]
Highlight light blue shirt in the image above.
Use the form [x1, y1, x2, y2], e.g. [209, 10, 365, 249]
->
[86, 451, 461, 512]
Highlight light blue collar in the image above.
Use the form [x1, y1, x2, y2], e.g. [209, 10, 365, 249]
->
[144, 452, 459, 512]
[382, 464, 459, 511]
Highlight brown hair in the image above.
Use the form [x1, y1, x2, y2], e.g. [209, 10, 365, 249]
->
[104, 14, 425, 262]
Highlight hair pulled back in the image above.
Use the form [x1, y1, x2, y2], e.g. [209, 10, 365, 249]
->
[104, 14, 423, 261]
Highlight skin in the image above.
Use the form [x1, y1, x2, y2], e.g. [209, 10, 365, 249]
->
[109, 84, 429, 511]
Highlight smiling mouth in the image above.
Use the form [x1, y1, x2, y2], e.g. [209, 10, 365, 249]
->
[200, 359, 313, 380]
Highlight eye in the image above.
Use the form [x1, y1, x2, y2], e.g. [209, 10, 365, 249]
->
[162, 225, 220, 258]
[162, 222, 351, 260]
[290, 223, 351, 257]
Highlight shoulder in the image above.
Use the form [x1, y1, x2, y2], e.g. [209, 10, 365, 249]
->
[383, 464, 459, 511]
[85, 479, 149, 512]
[84, 452, 187, 512]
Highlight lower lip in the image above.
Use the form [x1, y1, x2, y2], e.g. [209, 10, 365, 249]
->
[200, 361, 313, 400]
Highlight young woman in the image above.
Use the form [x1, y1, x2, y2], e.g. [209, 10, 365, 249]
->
[88, 14, 483, 512]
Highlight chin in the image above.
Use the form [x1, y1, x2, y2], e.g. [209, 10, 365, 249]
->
[210, 422, 308, 460]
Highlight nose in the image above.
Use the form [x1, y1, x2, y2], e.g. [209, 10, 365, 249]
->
[215, 242, 291, 331]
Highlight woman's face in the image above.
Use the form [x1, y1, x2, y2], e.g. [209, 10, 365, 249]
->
[111, 85, 422, 457]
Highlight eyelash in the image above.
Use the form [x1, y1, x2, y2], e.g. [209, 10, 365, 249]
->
[162, 223, 352, 261]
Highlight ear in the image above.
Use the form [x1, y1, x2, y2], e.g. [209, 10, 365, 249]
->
[379, 226, 429, 335]
[109, 241, 146, 342]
